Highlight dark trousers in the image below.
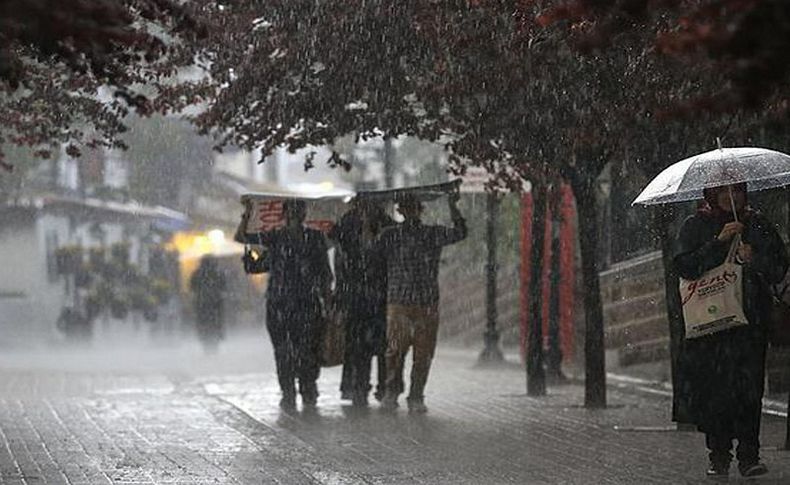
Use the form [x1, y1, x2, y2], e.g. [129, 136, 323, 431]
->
[266, 297, 322, 400]
[340, 297, 386, 399]
[705, 407, 762, 466]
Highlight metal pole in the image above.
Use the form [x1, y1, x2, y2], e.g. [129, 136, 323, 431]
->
[527, 184, 547, 396]
[479, 191, 504, 364]
[384, 137, 394, 189]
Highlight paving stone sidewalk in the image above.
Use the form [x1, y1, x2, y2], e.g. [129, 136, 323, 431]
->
[0, 338, 788, 484]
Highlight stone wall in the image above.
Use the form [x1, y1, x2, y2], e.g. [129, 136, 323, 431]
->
[599, 250, 790, 392]
[599, 252, 670, 366]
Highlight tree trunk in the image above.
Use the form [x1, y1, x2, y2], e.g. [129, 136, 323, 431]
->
[785, 187, 790, 450]
[527, 183, 547, 396]
[570, 175, 607, 408]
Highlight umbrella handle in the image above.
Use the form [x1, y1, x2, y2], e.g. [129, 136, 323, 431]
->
[728, 185, 739, 223]
[727, 233, 743, 263]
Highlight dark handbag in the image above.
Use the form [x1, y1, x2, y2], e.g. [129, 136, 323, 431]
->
[242, 246, 269, 274]
[768, 282, 790, 346]
[320, 300, 346, 367]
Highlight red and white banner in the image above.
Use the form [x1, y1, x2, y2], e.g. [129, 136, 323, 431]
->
[243, 199, 336, 234]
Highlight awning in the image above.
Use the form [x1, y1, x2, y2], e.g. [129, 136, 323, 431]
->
[8, 195, 191, 232]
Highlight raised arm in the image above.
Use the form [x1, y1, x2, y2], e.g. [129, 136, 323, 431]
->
[433, 191, 467, 246]
[234, 204, 274, 245]
[673, 216, 731, 280]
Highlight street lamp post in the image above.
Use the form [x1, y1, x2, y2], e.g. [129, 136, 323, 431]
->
[527, 184, 547, 396]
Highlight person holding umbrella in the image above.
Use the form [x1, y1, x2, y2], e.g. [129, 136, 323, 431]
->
[329, 197, 395, 407]
[635, 147, 790, 477]
[673, 182, 787, 477]
[635, 146, 790, 478]
[370, 188, 467, 413]
[235, 198, 332, 412]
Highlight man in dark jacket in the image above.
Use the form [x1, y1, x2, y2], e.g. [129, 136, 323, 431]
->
[235, 199, 332, 412]
[330, 197, 394, 407]
[373, 190, 467, 413]
[189, 256, 227, 353]
[674, 183, 788, 478]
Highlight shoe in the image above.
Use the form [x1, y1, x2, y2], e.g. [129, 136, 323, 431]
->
[300, 381, 318, 407]
[407, 399, 428, 414]
[279, 396, 296, 412]
[380, 395, 398, 412]
[706, 462, 729, 477]
[302, 393, 318, 408]
[739, 462, 768, 477]
[373, 389, 385, 402]
[352, 393, 369, 408]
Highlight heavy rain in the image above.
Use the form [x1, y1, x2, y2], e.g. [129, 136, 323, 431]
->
[2, 1, 790, 484]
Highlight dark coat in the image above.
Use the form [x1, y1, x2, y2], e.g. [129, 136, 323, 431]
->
[241, 226, 331, 301]
[190, 260, 227, 327]
[329, 209, 393, 308]
[329, 209, 395, 359]
[673, 210, 788, 434]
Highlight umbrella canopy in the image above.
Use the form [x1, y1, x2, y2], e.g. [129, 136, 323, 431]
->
[633, 147, 790, 206]
[357, 179, 462, 202]
[239, 183, 354, 234]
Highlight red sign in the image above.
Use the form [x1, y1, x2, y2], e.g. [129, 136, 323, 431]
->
[245, 200, 334, 234]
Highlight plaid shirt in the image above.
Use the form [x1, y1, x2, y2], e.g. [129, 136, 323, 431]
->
[374, 217, 467, 306]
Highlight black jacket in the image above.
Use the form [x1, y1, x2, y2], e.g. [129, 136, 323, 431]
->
[673, 210, 787, 433]
[239, 226, 331, 300]
[329, 209, 394, 306]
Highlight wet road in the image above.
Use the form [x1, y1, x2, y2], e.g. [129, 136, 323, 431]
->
[0, 333, 788, 484]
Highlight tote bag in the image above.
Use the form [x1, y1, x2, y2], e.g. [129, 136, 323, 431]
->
[680, 238, 748, 339]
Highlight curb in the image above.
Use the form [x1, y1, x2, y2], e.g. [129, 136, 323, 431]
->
[608, 372, 788, 418]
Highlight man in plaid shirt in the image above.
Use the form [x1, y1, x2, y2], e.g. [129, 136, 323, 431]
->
[371, 190, 467, 413]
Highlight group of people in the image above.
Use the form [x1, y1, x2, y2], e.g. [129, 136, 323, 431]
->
[231, 177, 784, 476]
[235, 190, 466, 413]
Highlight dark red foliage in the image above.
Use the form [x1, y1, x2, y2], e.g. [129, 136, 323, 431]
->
[167, 0, 690, 186]
[0, 0, 200, 88]
[0, 0, 203, 170]
[539, 0, 790, 111]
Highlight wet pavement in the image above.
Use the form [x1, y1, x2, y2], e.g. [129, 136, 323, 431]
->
[0, 334, 788, 484]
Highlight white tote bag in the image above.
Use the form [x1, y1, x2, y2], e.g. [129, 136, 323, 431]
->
[679, 237, 749, 339]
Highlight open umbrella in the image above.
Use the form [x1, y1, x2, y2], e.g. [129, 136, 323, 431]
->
[356, 179, 462, 202]
[239, 184, 355, 234]
[632, 147, 790, 206]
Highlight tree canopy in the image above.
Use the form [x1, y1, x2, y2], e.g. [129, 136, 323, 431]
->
[4, 1, 787, 178]
[0, 0, 204, 170]
[173, 1, 712, 184]
[540, 0, 790, 111]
